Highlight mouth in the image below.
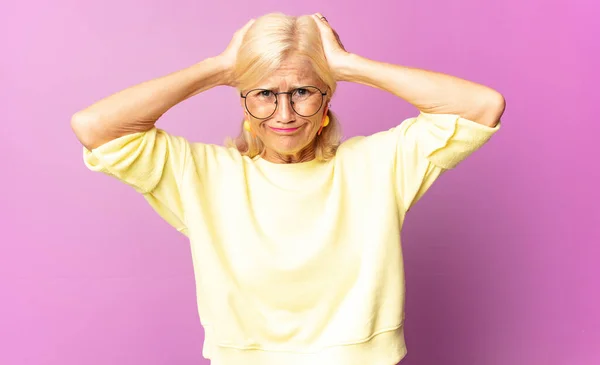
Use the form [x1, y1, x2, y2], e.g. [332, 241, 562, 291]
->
[268, 125, 302, 134]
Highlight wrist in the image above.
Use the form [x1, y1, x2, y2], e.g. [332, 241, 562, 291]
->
[203, 55, 235, 87]
[334, 52, 365, 82]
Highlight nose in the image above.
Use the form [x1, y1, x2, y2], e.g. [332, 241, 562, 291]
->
[273, 93, 296, 124]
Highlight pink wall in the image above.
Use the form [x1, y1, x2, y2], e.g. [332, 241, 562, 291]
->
[2, 1, 598, 364]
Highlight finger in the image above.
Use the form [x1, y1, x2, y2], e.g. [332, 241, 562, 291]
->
[237, 18, 255, 32]
[234, 18, 255, 38]
[243, 18, 255, 30]
[333, 30, 345, 50]
[313, 13, 330, 26]
[313, 14, 345, 49]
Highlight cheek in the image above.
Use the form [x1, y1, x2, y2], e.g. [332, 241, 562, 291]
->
[306, 117, 321, 132]
[301, 119, 321, 138]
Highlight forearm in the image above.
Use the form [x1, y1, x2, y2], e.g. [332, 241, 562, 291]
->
[71, 56, 230, 150]
[337, 53, 505, 126]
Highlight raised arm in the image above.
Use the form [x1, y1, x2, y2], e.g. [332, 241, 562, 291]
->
[71, 19, 255, 151]
[312, 14, 505, 127]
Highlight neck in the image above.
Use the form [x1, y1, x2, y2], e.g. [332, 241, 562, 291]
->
[262, 143, 317, 164]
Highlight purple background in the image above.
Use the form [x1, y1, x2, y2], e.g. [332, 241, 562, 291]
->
[2, 0, 599, 364]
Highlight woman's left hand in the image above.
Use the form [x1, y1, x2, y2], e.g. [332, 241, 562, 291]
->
[312, 13, 351, 80]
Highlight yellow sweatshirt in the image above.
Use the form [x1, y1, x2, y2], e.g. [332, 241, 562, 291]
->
[82, 112, 500, 365]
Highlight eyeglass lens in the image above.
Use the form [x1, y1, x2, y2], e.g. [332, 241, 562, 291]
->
[245, 86, 324, 119]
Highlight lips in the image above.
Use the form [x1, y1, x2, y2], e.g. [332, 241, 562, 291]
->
[268, 126, 301, 134]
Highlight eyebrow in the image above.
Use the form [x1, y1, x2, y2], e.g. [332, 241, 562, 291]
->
[256, 84, 321, 91]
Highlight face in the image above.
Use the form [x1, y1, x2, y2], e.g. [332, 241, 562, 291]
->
[241, 57, 329, 163]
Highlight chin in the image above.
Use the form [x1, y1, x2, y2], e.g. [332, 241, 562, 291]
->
[270, 140, 309, 155]
[273, 145, 304, 155]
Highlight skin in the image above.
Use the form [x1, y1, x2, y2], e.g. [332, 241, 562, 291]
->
[241, 56, 329, 164]
[69, 20, 255, 151]
[313, 13, 505, 127]
[71, 14, 505, 160]
[242, 13, 505, 163]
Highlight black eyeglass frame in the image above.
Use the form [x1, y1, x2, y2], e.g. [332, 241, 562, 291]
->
[240, 86, 328, 119]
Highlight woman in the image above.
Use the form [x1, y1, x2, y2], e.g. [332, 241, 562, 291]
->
[72, 13, 504, 365]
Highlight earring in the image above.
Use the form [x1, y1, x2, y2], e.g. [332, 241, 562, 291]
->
[317, 115, 330, 136]
[244, 120, 257, 138]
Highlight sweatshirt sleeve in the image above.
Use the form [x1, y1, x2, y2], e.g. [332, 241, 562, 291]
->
[392, 112, 501, 212]
[82, 127, 192, 235]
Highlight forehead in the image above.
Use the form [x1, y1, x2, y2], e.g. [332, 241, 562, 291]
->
[256, 56, 322, 89]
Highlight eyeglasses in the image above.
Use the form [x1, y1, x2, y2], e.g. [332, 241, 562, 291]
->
[240, 86, 327, 119]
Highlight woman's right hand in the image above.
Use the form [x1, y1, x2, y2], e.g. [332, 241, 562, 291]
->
[218, 19, 255, 86]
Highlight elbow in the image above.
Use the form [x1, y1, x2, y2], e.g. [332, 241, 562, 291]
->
[70, 111, 101, 150]
[479, 91, 506, 127]
[491, 91, 506, 118]
[70, 111, 91, 132]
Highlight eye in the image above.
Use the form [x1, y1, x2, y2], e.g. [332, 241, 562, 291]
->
[259, 90, 273, 97]
[296, 88, 308, 96]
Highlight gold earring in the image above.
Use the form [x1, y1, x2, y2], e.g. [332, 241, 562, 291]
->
[244, 120, 257, 138]
[318, 115, 330, 136]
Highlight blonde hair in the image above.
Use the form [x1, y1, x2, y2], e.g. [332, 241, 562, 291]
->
[226, 13, 342, 161]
